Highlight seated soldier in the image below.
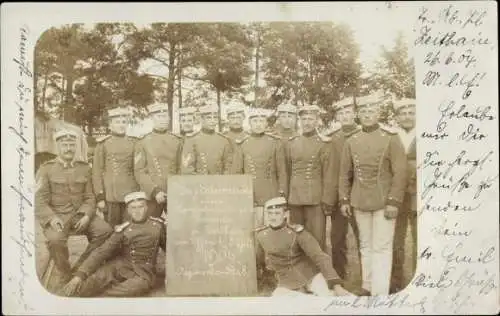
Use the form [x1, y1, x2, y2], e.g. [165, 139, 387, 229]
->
[62, 191, 166, 297]
[255, 195, 356, 297]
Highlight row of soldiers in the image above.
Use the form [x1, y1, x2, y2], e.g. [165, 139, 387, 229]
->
[36, 93, 416, 296]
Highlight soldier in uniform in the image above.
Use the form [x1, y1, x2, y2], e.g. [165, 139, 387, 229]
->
[285, 105, 335, 250]
[339, 94, 407, 295]
[134, 103, 183, 218]
[179, 106, 197, 137]
[273, 103, 299, 139]
[255, 196, 355, 297]
[62, 191, 166, 297]
[223, 104, 249, 144]
[390, 98, 417, 293]
[92, 107, 140, 226]
[323, 97, 362, 280]
[180, 105, 235, 175]
[35, 129, 113, 283]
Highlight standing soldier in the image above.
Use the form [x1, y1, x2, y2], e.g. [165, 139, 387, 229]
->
[273, 103, 299, 139]
[35, 130, 113, 284]
[224, 104, 249, 144]
[134, 103, 183, 218]
[339, 94, 407, 295]
[390, 98, 417, 294]
[179, 106, 197, 137]
[92, 107, 140, 226]
[323, 97, 362, 280]
[286, 105, 335, 250]
[180, 105, 235, 175]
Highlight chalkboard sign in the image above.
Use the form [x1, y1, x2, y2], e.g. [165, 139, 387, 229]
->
[166, 175, 257, 296]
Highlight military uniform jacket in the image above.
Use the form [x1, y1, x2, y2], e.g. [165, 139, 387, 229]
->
[180, 129, 235, 175]
[232, 133, 288, 206]
[256, 224, 341, 290]
[35, 158, 96, 226]
[223, 129, 249, 144]
[285, 131, 334, 205]
[339, 124, 408, 211]
[92, 134, 140, 203]
[273, 128, 299, 142]
[76, 217, 166, 285]
[134, 130, 183, 199]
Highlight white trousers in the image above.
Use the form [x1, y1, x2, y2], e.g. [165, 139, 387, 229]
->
[354, 208, 396, 295]
[271, 273, 332, 297]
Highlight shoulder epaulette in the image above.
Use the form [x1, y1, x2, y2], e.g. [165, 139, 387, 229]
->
[216, 131, 231, 139]
[265, 132, 281, 140]
[254, 225, 268, 233]
[114, 221, 130, 232]
[127, 135, 143, 141]
[184, 130, 199, 138]
[168, 132, 182, 139]
[380, 125, 397, 135]
[73, 160, 89, 165]
[236, 135, 250, 145]
[288, 135, 299, 141]
[96, 135, 111, 143]
[149, 216, 165, 224]
[287, 223, 304, 233]
[325, 125, 341, 137]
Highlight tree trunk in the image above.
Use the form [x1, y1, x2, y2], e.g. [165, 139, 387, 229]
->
[41, 68, 49, 113]
[166, 43, 177, 131]
[60, 77, 66, 120]
[178, 49, 183, 108]
[254, 29, 260, 108]
[216, 88, 221, 132]
[65, 74, 74, 123]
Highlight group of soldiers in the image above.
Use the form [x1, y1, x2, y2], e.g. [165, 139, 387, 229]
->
[35, 92, 417, 297]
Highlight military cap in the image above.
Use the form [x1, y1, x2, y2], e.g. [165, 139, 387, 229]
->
[248, 107, 271, 119]
[264, 196, 287, 210]
[333, 96, 355, 112]
[54, 129, 78, 142]
[355, 93, 384, 110]
[226, 104, 245, 116]
[147, 103, 169, 114]
[393, 98, 416, 113]
[124, 191, 147, 204]
[199, 104, 219, 115]
[276, 104, 298, 114]
[108, 107, 131, 119]
[297, 105, 322, 116]
[178, 106, 197, 116]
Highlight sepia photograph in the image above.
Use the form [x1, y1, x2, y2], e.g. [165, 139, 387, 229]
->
[33, 20, 418, 299]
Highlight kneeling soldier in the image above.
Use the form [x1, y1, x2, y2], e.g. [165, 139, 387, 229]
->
[62, 191, 166, 297]
[255, 196, 354, 297]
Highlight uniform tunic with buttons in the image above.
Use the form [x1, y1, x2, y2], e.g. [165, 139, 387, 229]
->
[339, 124, 408, 211]
[232, 133, 288, 206]
[224, 129, 249, 145]
[92, 134, 140, 203]
[255, 224, 342, 290]
[180, 129, 235, 175]
[134, 130, 183, 199]
[286, 131, 334, 206]
[75, 217, 166, 288]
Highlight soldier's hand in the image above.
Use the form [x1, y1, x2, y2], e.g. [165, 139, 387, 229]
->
[340, 205, 352, 217]
[62, 276, 82, 297]
[321, 203, 333, 216]
[384, 205, 399, 219]
[73, 215, 90, 233]
[49, 217, 64, 232]
[155, 191, 166, 204]
[97, 200, 106, 210]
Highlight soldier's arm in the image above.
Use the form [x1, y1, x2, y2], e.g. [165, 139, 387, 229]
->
[91, 142, 106, 202]
[274, 140, 289, 198]
[77, 166, 97, 218]
[321, 141, 337, 206]
[160, 223, 167, 253]
[133, 140, 159, 199]
[222, 139, 235, 175]
[35, 164, 55, 227]
[387, 135, 408, 208]
[296, 229, 343, 286]
[74, 232, 123, 280]
[180, 137, 196, 175]
[339, 142, 353, 206]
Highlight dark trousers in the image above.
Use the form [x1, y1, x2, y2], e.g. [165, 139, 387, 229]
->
[104, 202, 127, 227]
[78, 260, 152, 297]
[330, 208, 361, 279]
[43, 213, 112, 281]
[390, 195, 417, 292]
[147, 200, 166, 218]
[289, 205, 326, 250]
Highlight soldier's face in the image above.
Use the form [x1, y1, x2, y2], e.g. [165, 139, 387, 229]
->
[335, 107, 356, 126]
[358, 105, 380, 127]
[267, 206, 287, 227]
[109, 117, 129, 135]
[201, 113, 218, 130]
[396, 106, 416, 130]
[57, 140, 77, 161]
[227, 112, 244, 129]
[299, 113, 318, 133]
[278, 112, 296, 130]
[128, 199, 148, 222]
[152, 112, 169, 131]
[180, 115, 194, 132]
[249, 116, 267, 134]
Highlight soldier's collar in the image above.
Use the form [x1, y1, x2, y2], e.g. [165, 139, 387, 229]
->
[111, 131, 126, 137]
[302, 130, 317, 137]
[153, 128, 168, 134]
[229, 127, 243, 133]
[362, 123, 380, 133]
[56, 157, 75, 168]
[269, 221, 287, 230]
[341, 124, 358, 134]
[201, 127, 215, 134]
[251, 132, 265, 137]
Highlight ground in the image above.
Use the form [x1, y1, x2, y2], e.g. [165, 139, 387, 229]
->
[35, 214, 415, 297]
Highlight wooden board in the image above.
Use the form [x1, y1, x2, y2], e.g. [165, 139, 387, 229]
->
[165, 175, 257, 296]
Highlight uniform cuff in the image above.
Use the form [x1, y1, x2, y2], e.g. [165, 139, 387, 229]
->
[74, 271, 87, 281]
[327, 278, 343, 289]
[386, 198, 401, 209]
[96, 192, 105, 202]
[340, 198, 350, 206]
